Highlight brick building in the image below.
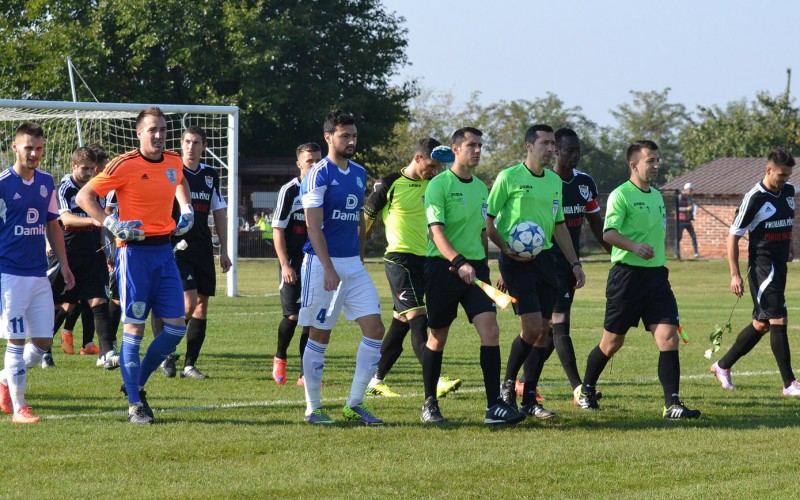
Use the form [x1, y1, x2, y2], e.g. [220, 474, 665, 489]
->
[661, 158, 800, 260]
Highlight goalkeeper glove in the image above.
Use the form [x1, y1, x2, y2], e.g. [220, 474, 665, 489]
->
[173, 204, 194, 236]
[103, 215, 145, 242]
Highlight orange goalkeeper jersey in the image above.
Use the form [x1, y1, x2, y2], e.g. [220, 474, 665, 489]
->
[89, 149, 184, 237]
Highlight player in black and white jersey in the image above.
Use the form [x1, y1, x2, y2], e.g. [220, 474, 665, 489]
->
[711, 148, 800, 395]
[270, 142, 320, 386]
[48, 146, 119, 369]
[160, 126, 231, 379]
[547, 128, 611, 403]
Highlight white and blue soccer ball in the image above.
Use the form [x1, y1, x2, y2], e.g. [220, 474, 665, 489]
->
[507, 221, 545, 258]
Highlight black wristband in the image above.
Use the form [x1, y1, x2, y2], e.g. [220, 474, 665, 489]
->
[451, 254, 468, 270]
[572, 261, 582, 268]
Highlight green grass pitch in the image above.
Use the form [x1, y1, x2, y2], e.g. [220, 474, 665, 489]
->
[3, 259, 800, 498]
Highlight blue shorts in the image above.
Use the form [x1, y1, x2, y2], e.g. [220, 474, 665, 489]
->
[116, 243, 184, 324]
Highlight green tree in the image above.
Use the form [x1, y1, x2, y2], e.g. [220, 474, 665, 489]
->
[679, 92, 800, 168]
[0, 0, 414, 158]
[610, 88, 689, 182]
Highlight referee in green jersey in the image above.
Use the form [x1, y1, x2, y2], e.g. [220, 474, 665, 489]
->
[421, 127, 524, 425]
[363, 138, 462, 398]
[576, 140, 700, 419]
[485, 124, 585, 419]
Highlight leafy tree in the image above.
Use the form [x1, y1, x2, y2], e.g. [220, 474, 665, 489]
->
[679, 92, 800, 168]
[610, 88, 689, 182]
[0, 0, 414, 158]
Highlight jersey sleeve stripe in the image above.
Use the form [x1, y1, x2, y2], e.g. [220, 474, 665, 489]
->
[730, 184, 760, 231]
[103, 150, 140, 176]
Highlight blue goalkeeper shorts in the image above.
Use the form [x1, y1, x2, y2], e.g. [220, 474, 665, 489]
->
[116, 243, 184, 324]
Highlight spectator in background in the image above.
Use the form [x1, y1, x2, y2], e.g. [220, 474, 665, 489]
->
[675, 182, 699, 259]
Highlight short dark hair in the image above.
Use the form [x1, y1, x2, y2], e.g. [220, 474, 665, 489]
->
[415, 138, 442, 158]
[554, 127, 578, 146]
[87, 143, 109, 163]
[626, 140, 659, 163]
[524, 124, 554, 144]
[71, 146, 97, 166]
[15, 122, 44, 138]
[323, 109, 356, 135]
[768, 148, 795, 168]
[183, 125, 207, 144]
[451, 127, 482, 146]
[296, 142, 321, 158]
[136, 107, 166, 128]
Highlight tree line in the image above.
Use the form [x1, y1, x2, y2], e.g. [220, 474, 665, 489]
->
[1, 1, 799, 191]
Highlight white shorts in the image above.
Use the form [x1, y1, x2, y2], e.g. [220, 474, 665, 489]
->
[299, 255, 381, 330]
[0, 273, 55, 340]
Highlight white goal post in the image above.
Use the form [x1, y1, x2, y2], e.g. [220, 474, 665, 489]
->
[0, 99, 240, 297]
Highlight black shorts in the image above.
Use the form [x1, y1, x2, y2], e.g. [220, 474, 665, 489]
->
[175, 244, 216, 297]
[552, 252, 577, 313]
[108, 269, 120, 301]
[384, 252, 426, 314]
[425, 257, 496, 329]
[49, 252, 108, 304]
[603, 264, 679, 334]
[748, 255, 787, 320]
[279, 258, 303, 317]
[498, 250, 558, 318]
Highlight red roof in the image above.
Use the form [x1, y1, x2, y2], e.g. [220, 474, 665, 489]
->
[662, 157, 800, 195]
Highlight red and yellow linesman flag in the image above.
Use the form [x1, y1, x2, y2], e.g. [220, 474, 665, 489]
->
[473, 279, 517, 310]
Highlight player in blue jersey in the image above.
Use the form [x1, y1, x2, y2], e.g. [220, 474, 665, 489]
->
[299, 109, 385, 425]
[0, 123, 75, 423]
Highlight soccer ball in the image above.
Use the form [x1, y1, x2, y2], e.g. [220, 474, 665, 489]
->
[507, 221, 545, 258]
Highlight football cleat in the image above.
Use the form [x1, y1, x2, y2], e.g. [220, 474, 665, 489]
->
[515, 379, 524, 397]
[783, 380, 800, 396]
[576, 386, 601, 411]
[102, 351, 120, 370]
[41, 353, 56, 369]
[128, 403, 154, 425]
[710, 362, 735, 391]
[60, 330, 75, 355]
[305, 408, 335, 425]
[500, 379, 517, 411]
[520, 402, 557, 419]
[436, 377, 462, 398]
[181, 367, 209, 379]
[421, 396, 446, 424]
[272, 356, 287, 385]
[485, 401, 526, 425]
[663, 400, 701, 419]
[12, 406, 40, 424]
[573, 386, 604, 406]
[367, 381, 400, 397]
[0, 382, 12, 414]
[138, 390, 154, 420]
[161, 353, 178, 378]
[342, 403, 384, 425]
[80, 342, 100, 355]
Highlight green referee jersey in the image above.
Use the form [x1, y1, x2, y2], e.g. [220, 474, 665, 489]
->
[486, 163, 564, 251]
[364, 170, 429, 256]
[604, 180, 667, 267]
[425, 169, 488, 260]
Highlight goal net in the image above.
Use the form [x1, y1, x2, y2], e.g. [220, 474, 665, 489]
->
[0, 99, 240, 296]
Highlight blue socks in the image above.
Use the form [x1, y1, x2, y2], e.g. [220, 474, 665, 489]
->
[138, 324, 186, 388]
[120, 333, 142, 404]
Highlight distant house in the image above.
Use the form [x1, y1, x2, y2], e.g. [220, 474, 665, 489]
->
[662, 158, 800, 260]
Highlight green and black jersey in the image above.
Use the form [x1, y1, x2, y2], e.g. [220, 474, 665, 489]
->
[364, 170, 429, 256]
[424, 169, 488, 260]
[486, 163, 564, 251]
[604, 181, 667, 267]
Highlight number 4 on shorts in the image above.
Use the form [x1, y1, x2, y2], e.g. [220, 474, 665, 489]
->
[316, 309, 327, 323]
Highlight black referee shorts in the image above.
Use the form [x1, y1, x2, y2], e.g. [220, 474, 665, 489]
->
[425, 257, 495, 329]
[748, 255, 788, 320]
[384, 252, 426, 315]
[603, 263, 679, 335]
[498, 250, 558, 318]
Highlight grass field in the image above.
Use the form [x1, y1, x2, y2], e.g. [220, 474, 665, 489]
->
[4, 259, 800, 498]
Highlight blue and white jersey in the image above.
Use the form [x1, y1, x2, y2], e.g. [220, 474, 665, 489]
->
[0, 168, 59, 277]
[301, 157, 367, 258]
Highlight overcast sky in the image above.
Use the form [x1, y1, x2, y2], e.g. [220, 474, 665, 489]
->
[382, 0, 799, 126]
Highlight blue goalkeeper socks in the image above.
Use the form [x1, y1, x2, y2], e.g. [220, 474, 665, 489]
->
[138, 323, 186, 388]
[120, 333, 143, 404]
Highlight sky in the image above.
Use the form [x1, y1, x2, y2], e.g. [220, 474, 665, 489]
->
[381, 0, 799, 127]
